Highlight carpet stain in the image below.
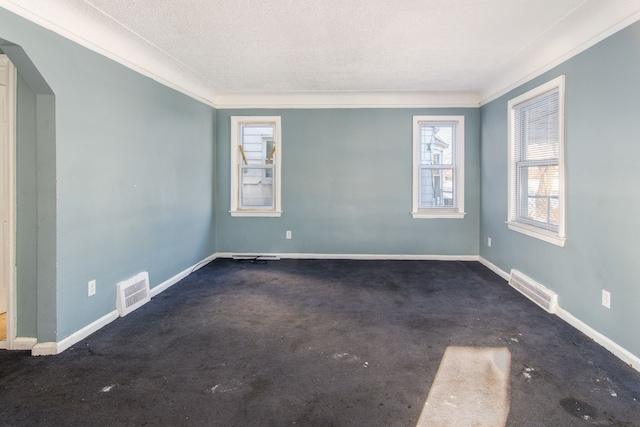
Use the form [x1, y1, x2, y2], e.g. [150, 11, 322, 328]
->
[243, 377, 270, 403]
[560, 397, 598, 421]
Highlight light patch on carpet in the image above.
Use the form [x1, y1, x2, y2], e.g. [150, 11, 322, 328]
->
[416, 346, 511, 427]
[333, 352, 360, 362]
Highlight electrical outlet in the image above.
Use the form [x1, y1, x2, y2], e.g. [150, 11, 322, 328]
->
[286, 230, 292, 239]
[88, 280, 96, 297]
[602, 290, 610, 309]
[487, 237, 492, 247]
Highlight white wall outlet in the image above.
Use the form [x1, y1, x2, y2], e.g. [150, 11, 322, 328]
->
[286, 230, 292, 239]
[487, 237, 492, 247]
[602, 289, 611, 309]
[88, 280, 96, 297]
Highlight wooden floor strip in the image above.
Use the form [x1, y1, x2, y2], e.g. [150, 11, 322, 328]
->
[0, 312, 6, 341]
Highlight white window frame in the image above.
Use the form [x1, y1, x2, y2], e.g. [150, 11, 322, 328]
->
[230, 116, 282, 217]
[507, 75, 566, 247]
[411, 115, 465, 219]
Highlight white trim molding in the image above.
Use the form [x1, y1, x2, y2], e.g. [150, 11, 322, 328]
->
[481, 5, 640, 104]
[150, 253, 217, 298]
[21, 251, 640, 372]
[0, 0, 216, 107]
[215, 91, 480, 109]
[217, 252, 479, 261]
[31, 342, 57, 356]
[0, 55, 17, 350]
[556, 307, 640, 372]
[478, 256, 640, 373]
[478, 257, 510, 281]
[4, 337, 36, 351]
[412, 115, 466, 219]
[507, 75, 565, 247]
[56, 310, 119, 354]
[506, 221, 566, 247]
[26, 253, 218, 355]
[230, 116, 282, 217]
[3, 0, 639, 110]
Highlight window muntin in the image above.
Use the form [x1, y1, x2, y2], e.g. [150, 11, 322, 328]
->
[507, 76, 565, 246]
[230, 117, 282, 217]
[412, 116, 465, 219]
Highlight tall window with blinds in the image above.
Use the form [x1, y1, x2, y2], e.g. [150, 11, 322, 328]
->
[507, 76, 565, 246]
[230, 116, 282, 217]
[412, 116, 465, 219]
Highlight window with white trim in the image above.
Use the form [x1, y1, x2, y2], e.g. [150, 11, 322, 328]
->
[230, 116, 282, 217]
[507, 76, 565, 246]
[412, 116, 465, 219]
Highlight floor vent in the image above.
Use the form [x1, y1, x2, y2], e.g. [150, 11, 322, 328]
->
[509, 269, 558, 313]
[232, 254, 280, 261]
[116, 272, 151, 317]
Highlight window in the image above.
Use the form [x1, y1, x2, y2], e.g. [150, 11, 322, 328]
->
[507, 76, 565, 246]
[230, 116, 282, 217]
[412, 116, 465, 219]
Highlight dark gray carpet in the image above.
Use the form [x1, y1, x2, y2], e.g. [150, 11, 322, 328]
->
[1, 259, 639, 426]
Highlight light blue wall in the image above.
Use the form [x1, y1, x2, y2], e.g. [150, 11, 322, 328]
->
[216, 108, 480, 256]
[2, 40, 57, 341]
[1, 8, 217, 341]
[14, 72, 38, 337]
[3, 3, 638, 361]
[480, 20, 640, 356]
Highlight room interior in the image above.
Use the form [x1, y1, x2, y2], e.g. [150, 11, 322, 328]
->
[0, 0, 640, 402]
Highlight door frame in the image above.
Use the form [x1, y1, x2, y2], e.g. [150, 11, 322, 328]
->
[0, 54, 17, 349]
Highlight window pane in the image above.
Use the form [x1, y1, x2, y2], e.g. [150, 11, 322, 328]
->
[514, 90, 559, 162]
[517, 164, 559, 228]
[241, 124, 275, 165]
[420, 167, 454, 208]
[240, 166, 274, 208]
[420, 124, 453, 166]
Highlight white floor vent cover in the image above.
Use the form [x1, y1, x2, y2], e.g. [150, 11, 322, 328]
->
[509, 269, 558, 313]
[116, 272, 151, 317]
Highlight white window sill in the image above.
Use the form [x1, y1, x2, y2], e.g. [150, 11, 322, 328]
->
[411, 210, 466, 219]
[230, 210, 282, 218]
[506, 221, 566, 247]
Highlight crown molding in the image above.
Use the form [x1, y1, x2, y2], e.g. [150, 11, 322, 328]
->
[480, 3, 640, 105]
[214, 91, 480, 109]
[0, 0, 216, 106]
[3, 1, 640, 110]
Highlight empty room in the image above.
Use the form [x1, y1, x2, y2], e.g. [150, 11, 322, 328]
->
[1, 1, 640, 425]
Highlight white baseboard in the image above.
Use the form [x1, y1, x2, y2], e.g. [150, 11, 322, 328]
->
[478, 256, 640, 372]
[27, 253, 218, 356]
[23, 252, 640, 371]
[31, 342, 57, 356]
[57, 310, 120, 354]
[556, 308, 640, 372]
[478, 256, 511, 281]
[150, 253, 217, 298]
[216, 252, 479, 261]
[11, 337, 37, 350]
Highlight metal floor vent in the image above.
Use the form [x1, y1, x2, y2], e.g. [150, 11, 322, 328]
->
[116, 272, 151, 317]
[232, 254, 280, 261]
[509, 269, 558, 313]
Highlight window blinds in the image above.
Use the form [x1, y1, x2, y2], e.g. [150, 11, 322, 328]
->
[511, 89, 560, 231]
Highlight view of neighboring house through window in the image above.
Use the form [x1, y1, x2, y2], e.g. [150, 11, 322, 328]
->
[230, 116, 282, 217]
[412, 116, 465, 219]
[507, 75, 565, 246]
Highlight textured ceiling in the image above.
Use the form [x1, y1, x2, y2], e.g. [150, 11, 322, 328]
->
[3, 0, 640, 105]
